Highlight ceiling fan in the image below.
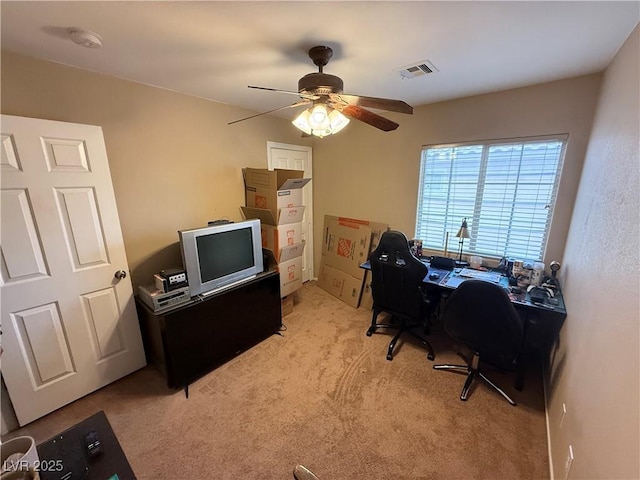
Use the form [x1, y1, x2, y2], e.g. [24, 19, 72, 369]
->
[228, 46, 413, 137]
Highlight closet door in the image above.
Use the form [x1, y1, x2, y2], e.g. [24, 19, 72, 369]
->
[267, 142, 313, 282]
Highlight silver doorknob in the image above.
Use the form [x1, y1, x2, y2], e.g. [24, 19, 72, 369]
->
[114, 270, 127, 280]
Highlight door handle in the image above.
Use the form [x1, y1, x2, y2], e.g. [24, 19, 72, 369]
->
[114, 270, 127, 280]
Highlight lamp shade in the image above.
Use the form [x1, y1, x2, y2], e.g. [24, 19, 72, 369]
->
[308, 104, 331, 130]
[456, 218, 470, 239]
[292, 110, 312, 135]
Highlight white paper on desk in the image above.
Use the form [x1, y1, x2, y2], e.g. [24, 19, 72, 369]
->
[458, 268, 502, 283]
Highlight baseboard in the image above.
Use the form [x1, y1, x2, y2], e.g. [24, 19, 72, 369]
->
[542, 359, 555, 480]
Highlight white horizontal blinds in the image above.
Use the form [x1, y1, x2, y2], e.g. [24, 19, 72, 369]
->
[416, 136, 566, 260]
[416, 145, 482, 249]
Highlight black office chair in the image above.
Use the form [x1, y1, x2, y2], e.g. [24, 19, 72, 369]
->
[433, 279, 525, 405]
[366, 231, 437, 361]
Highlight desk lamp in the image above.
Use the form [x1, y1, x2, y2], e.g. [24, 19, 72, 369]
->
[455, 218, 470, 266]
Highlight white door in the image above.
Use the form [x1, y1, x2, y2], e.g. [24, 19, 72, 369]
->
[267, 142, 314, 282]
[0, 115, 146, 426]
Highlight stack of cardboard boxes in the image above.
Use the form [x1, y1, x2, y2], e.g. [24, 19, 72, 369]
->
[317, 215, 388, 309]
[241, 168, 311, 314]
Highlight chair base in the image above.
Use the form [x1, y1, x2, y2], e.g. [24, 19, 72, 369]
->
[433, 352, 517, 406]
[367, 313, 435, 361]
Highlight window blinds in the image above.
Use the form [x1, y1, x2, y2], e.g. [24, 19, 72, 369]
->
[415, 136, 566, 261]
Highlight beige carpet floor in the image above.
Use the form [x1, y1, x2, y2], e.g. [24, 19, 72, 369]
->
[4, 281, 550, 479]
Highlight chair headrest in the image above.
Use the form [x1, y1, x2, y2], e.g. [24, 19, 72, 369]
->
[374, 230, 411, 254]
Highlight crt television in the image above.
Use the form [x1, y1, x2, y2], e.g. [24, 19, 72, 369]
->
[179, 219, 264, 297]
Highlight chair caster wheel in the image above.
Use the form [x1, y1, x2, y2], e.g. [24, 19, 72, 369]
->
[427, 353, 435, 361]
[366, 331, 373, 337]
[386, 354, 393, 361]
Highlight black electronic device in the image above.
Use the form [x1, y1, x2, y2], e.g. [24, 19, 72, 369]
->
[84, 430, 103, 459]
[528, 285, 555, 304]
[497, 256, 515, 276]
[208, 219, 233, 226]
[155, 268, 188, 292]
[429, 256, 456, 271]
[429, 273, 440, 280]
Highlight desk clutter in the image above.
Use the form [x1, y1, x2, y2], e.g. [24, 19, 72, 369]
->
[359, 235, 568, 405]
[422, 263, 565, 312]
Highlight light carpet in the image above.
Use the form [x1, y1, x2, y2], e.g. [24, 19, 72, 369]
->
[4, 281, 549, 479]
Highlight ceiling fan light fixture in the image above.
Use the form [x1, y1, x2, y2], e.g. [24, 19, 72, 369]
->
[292, 110, 312, 135]
[328, 109, 350, 134]
[235, 45, 412, 133]
[308, 104, 331, 130]
[292, 105, 349, 138]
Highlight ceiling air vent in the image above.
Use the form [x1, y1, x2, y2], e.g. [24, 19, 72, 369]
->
[395, 60, 438, 79]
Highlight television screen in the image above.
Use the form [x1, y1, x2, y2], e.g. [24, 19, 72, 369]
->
[197, 228, 254, 283]
[179, 219, 264, 297]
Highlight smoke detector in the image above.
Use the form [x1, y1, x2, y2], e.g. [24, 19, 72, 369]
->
[69, 28, 102, 49]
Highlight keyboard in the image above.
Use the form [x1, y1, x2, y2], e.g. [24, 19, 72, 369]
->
[458, 268, 502, 283]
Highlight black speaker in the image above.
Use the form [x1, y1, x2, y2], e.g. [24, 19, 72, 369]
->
[429, 256, 456, 270]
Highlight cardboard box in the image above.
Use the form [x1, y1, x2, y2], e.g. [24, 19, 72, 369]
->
[243, 168, 311, 222]
[317, 264, 365, 308]
[241, 206, 305, 260]
[323, 215, 389, 255]
[279, 255, 303, 297]
[246, 186, 303, 216]
[281, 295, 294, 317]
[244, 168, 307, 191]
[318, 215, 388, 309]
[241, 169, 309, 299]
[261, 223, 303, 255]
[262, 242, 305, 298]
[322, 221, 372, 279]
[241, 205, 305, 226]
[279, 242, 305, 262]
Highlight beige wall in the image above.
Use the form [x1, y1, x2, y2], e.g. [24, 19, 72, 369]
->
[1, 51, 602, 284]
[1, 51, 312, 288]
[548, 26, 639, 480]
[3, 45, 627, 472]
[313, 74, 601, 273]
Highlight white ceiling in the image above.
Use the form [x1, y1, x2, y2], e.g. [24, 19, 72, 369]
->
[2, 1, 638, 121]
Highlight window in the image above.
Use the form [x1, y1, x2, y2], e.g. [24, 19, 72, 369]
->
[415, 135, 567, 261]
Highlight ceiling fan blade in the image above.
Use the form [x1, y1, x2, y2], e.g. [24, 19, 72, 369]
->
[228, 101, 310, 125]
[330, 93, 413, 114]
[248, 86, 319, 100]
[337, 104, 400, 132]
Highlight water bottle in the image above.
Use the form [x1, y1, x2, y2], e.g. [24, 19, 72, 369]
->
[531, 262, 545, 286]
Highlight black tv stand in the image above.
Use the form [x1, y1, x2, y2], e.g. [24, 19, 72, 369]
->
[136, 269, 282, 396]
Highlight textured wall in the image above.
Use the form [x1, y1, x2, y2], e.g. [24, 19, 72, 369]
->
[548, 25, 639, 480]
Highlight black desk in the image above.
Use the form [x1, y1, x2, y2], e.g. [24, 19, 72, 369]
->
[136, 269, 282, 397]
[37, 411, 135, 480]
[360, 260, 567, 360]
